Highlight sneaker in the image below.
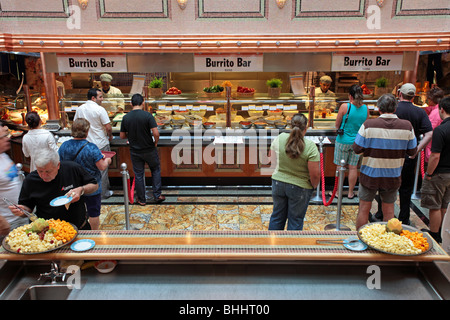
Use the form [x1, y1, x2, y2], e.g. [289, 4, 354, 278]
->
[102, 190, 114, 199]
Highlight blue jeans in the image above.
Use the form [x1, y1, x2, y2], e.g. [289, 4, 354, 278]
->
[269, 179, 313, 231]
[130, 149, 162, 203]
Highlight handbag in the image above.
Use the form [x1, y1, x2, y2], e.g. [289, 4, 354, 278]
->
[337, 103, 352, 136]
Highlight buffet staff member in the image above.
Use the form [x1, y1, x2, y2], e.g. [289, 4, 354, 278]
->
[314, 75, 337, 113]
[99, 73, 125, 113]
[8, 150, 98, 230]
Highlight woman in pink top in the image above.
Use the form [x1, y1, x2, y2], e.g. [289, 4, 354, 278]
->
[424, 87, 445, 162]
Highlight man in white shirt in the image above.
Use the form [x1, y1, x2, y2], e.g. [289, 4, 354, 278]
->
[74, 88, 114, 199]
[0, 124, 28, 240]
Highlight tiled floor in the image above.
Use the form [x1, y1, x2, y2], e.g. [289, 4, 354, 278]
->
[98, 187, 428, 232]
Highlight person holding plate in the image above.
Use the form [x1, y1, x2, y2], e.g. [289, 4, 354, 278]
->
[8, 149, 98, 230]
[58, 118, 112, 229]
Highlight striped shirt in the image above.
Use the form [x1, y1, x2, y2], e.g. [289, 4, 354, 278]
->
[352, 114, 417, 190]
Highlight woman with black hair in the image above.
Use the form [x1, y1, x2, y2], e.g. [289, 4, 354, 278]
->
[334, 84, 370, 199]
[268, 113, 320, 230]
[22, 111, 58, 172]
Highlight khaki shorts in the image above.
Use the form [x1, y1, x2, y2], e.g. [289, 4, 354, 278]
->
[359, 184, 398, 204]
[420, 173, 450, 210]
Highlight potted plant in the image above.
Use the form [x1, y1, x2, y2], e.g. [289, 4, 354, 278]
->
[374, 76, 389, 96]
[148, 77, 164, 97]
[266, 78, 283, 97]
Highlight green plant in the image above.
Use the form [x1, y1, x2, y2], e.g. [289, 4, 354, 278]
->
[375, 77, 388, 88]
[266, 78, 283, 88]
[149, 77, 164, 88]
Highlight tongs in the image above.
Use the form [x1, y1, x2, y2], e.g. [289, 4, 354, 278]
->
[316, 239, 360, 245]
[2, 197, 38, 221]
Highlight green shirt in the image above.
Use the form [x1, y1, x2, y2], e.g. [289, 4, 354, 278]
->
[270, 133, 320, 189]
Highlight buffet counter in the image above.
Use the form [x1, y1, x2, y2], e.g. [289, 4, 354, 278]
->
[7, 126, 339, 179]
[1, 230, 448, 262]
[1, 230, 449, 300]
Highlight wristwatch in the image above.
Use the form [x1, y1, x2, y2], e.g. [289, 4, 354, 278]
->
[425, 172, 434, 177]
[80, 186, 85, 196]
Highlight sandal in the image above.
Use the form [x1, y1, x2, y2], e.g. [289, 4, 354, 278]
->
[347, 193, 357, 199]
[136, 201, 146, 206]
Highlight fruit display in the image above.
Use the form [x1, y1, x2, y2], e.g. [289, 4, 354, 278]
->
[361, 84, 372, 95]
[4, 218, 77, 253]
[166, 87, 182, 95]
[385, 218, 402, 234]
[203, 85, 224, 93]
[358, 218, 429, 255]
[221, 81, 233, 88]
[237, 86, 255, 94]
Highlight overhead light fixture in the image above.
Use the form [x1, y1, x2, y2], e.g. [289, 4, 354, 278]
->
[276, 0, 287, 9]
[177, 0, 187, 10]
[78, 0, 88, 9]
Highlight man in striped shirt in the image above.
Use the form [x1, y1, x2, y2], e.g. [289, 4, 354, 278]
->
[353, 94, 417, 229]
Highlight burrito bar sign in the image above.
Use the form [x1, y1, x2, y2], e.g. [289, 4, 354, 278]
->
[331, 53, 403, 71]
[194, 54, 263, 72]
[56, 54, 128, 72]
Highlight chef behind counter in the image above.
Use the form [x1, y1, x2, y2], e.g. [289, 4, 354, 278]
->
[97, 73, 125, 114]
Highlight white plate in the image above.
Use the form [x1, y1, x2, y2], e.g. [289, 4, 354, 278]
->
[343, 236, 368, 251]
[50, 196, 72, 207]
[70, 239, 95, 252]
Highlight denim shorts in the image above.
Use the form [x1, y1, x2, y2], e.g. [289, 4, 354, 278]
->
[334, 142, 360, 166]
[359, 184, 398, 204]
[84, 194, 102, 218]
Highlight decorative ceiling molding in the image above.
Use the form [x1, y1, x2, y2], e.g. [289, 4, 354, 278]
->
[97, 0, 170, 19]
[196, 0, 268, 19]
[0, 0, 72, 18]
[1, 33, 448, 54]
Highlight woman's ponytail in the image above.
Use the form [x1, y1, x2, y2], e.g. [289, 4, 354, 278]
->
[285, 113, 307, 159]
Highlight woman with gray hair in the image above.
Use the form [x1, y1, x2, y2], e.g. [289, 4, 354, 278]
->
[58, 118, 111, 230]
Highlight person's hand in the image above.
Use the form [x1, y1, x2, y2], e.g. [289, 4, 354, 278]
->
[8, 204, 29, 217]
[66, 186, 84, 203]
[408, 151, 418, 159]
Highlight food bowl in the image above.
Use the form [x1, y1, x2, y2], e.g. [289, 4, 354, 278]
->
[156, 110, 172, 116]
[239, 121, 252, 129]
[189, 120, 203, 129]
[274, 121, 287, 129]
[248, 110, 264, 117]
[174, 110, 190, 116]
[267, 109, 283, 116]
[94, 260, 117, 273]
[203, 122, 216, 129]
[216, 111, 237, 121]
[282, 110, 299, 117]
[190, 110, 206, 117]
[254, 122, 267, 129]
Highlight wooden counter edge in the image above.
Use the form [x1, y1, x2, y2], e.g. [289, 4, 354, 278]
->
[1, 252, 449, 262]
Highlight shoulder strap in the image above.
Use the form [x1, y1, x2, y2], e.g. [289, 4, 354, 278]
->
[341, 103, 352, 130]
[72, 141, 89, 161]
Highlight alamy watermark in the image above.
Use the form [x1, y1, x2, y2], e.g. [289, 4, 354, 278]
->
[170, 128, 278, 175]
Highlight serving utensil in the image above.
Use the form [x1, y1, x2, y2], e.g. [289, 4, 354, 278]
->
[316, 239, 361, 245]
[2, 197, 38, 221]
